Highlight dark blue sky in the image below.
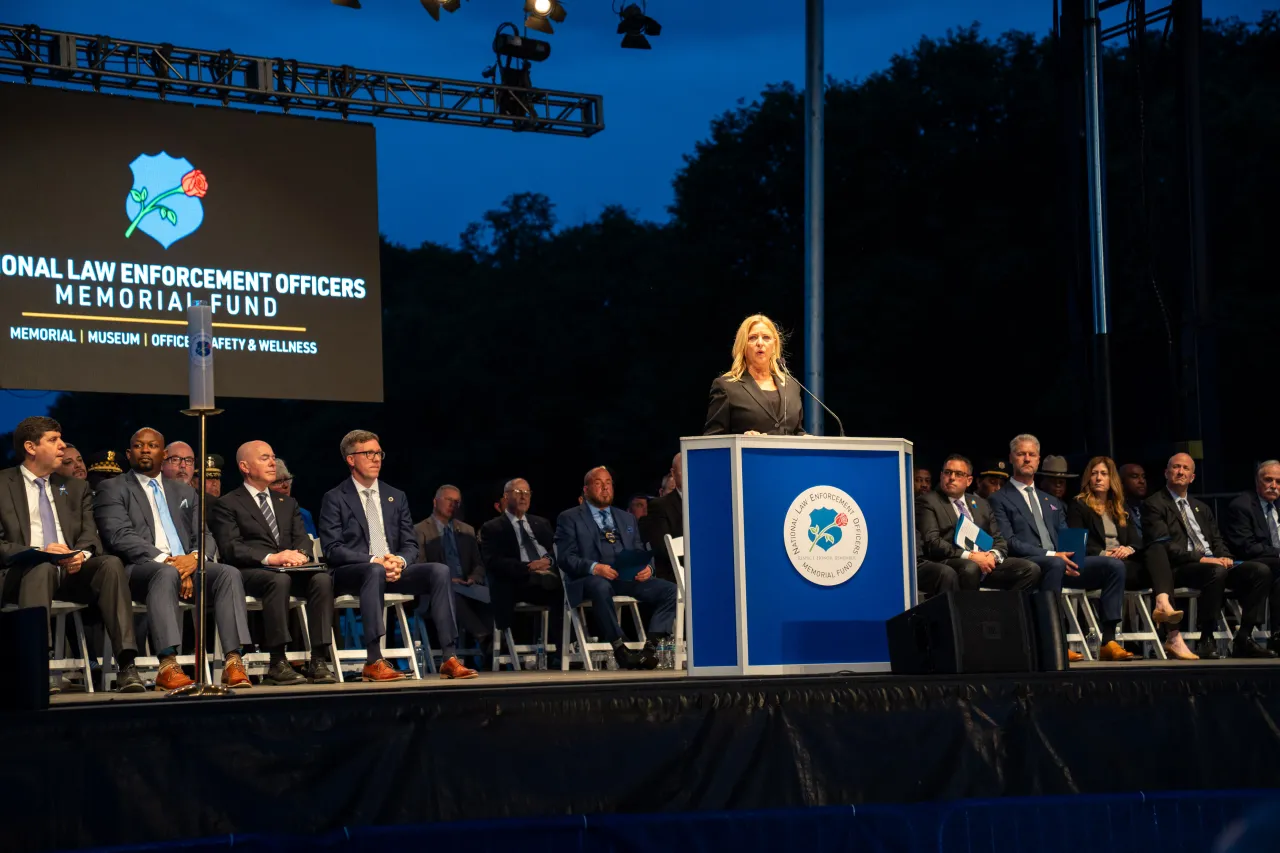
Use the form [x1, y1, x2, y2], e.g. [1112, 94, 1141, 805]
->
[0, 0, 1270, 431]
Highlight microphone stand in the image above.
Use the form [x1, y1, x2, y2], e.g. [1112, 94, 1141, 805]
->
[785, 372, 846, 437]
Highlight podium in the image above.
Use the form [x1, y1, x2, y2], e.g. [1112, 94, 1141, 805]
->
[681, 435, 916, 676]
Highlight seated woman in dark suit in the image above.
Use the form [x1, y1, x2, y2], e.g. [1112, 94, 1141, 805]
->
[703, 313, 806, 436]
[1068, 455, 1196, 660]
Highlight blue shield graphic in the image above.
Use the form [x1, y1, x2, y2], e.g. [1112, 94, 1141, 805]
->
[124, 152, 205, 249]
[807, 507, 842, 552]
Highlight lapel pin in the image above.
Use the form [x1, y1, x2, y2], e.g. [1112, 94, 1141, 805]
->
[388, 496, 394, 502]
[58, 484, 68, 497]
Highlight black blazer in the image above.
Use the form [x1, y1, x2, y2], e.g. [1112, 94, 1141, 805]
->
[639, 489, 682, 582]
[478, 512, 557, 627]
[703, 374, 805, 436]
[414, 517, 485, 584]
[1066, 496, 1142, 556]
[209, 485, 311, 568]
[1222, 491, 1280, 561]
[0, 466, 103, 563]
[1142, 488, 1232, 566]
[915, 488, 1010, 560]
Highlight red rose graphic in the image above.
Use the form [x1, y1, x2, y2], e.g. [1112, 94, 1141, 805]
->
[835, 513, 849, 526]
[181, 169, 209, 198]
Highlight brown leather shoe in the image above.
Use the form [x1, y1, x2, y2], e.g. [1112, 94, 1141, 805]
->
[361, 659, 407, 682]
[440, 656, 479, 680]
[1068, 649, 1084, 662]
[222, 654, 252, 687]
[1099, 640, 1136, 661]
[156, 662, 194, 691]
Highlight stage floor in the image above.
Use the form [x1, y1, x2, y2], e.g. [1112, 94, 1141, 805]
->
[46, 657, 1280, 706]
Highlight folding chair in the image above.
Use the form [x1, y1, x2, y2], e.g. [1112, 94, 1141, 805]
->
[1087, 588, 1167, 660]
[493, 602, 555, 671]
[2, 601, 93, 693]
[1174, 588, 1232, 654]
[103, 601, 212, 689]
[223, 595, 330, 677]
[330, 592, 419, 682]
[663, 533, 688, 670]
[1059, 588, 1095, 661]
[558, 567, 646, 672]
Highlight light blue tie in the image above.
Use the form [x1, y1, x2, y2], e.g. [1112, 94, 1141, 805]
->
[148, 479, 186, 556]
[598, 509, 613, 532]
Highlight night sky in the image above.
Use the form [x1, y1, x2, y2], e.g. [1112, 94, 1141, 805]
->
[0, 0, 1271, 430]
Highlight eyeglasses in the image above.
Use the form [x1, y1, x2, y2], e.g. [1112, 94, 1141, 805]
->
[941, 469, 971, 479]
[164, 456, 195, 466]
[350, 450, 386, 461]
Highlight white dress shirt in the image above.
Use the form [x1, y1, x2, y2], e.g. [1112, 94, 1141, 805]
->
[20, 463, 68, 548]
[506, 510, 547, 563]
[134, 470, 175, 557]
[1011, 478, 1055, 556]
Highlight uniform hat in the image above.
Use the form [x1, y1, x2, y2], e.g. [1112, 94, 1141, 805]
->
[976, 459, 1010, 480]
[204, 454, 223, 478]
[1039, 455, 1078, 479]
[87, 449, 123, 475]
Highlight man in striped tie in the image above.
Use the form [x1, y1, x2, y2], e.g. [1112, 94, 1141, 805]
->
[210, 441, 336, 685]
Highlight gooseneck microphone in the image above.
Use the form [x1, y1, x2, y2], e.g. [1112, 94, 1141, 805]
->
[783, 370, 846, 437]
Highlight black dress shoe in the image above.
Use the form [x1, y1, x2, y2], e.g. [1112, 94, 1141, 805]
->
[613, 645, 645, 670]
[264, 658, 307, 686]
[306, 657, 337, 685]
[1269, 634, 1280, 653]
[1233, 637, 1278, 659]
[1198, 646, 1224, 661]
[638, 643, 660, 670]
[116, 664, 147, 693]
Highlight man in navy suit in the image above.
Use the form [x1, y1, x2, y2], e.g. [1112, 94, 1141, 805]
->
[318, 429, 477, 681]
[1222, 459, 1280, 651]
[990, 434, 1131, 661]
[555, 466, 676, 670]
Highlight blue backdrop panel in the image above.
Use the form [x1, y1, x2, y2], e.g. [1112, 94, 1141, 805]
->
[686, 447, 737, 668]
[740, 448, 907, 666]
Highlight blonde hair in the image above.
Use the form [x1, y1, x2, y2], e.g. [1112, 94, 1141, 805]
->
[1077, 455, 1129, 527]
[723, 314, 787, 383]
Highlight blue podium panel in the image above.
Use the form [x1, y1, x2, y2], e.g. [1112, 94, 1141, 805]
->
[683, 436, 916, 677]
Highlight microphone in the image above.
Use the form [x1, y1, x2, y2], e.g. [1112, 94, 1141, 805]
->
[783, 370, 846, 437]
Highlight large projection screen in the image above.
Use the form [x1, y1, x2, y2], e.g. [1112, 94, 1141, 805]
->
[0, 84, 383, 402]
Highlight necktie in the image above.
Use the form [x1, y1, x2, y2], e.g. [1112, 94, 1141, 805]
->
[1269, 503, 1280, 550]
[363, 488, 389, 557]
[598, 508, 614, 532]
[1177, 498, 1208, 555]
[257, 491, 280, 547]
[517, 517, 540, 561]
[954, 498, 973, 522]
[33, 477, 60, 548]
[148, 479, 186, 556]
[1025, 486, 1054, 551]
[441, 524, 464, 579]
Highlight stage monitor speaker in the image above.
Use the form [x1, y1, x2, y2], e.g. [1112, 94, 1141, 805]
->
[0, 605, 50, 711]
[886, 591, 1036, 675]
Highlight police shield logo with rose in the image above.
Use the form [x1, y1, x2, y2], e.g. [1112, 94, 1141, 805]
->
[783, 486, 868, 586]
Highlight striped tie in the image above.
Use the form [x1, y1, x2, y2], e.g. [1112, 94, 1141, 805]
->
[257, 490, 280, 547]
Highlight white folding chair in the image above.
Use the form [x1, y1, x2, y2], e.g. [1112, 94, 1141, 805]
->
[557, 568, 646, 672]
[330, 592, 420, 682]
[1175, 587, 1232, 653]
[103, 601, 212, 689]
[1059, 588, 1095, 661]
[2, 601, 93, 693]
[1087, 588, 1167, 660]
[664, 533, 688, 670]
[229, 595, 320, 676]
[493, 603, 556, 671]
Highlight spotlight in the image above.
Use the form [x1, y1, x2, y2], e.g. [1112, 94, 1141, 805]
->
[330, 0, 362, 7]
[421, 0, 465, 22]
[493, 33, 552, 63]
[616, 2, 661, 49]
[487, 23, 550, 118]
[524, 0, 567, 35]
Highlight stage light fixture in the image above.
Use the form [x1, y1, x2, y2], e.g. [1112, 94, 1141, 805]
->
[484, 22, 549, 119]
[330, 0, 362, 8]
[524, 0, 567, 35]
[615, 1, 661, 49]
[421, 0, 466, 22]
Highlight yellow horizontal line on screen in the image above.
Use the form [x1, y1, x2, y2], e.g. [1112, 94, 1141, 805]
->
[22, 312, 307, 333]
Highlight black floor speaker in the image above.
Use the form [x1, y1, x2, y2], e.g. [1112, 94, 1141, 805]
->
[886, 590, 1064, 675]
[0, 605, 50, 711]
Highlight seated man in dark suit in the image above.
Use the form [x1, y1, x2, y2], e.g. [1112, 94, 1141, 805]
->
[0, 417, 143, 693]
[478, 478, 565, 658]
[210, 440, 336, 685]
[1119, 463, 1148, 537]
[639, 452, 683, 583]
[318, 429, 477, 681]
[59, 443, 88, 481]
[916, 454, 1041, 594]
[1154, 453, 1275, 658]
[990, 434, 1130, 661]
[555, 466, 677, 670]
[94, 427, 255, 690]
[415, 484, 492, 653]
[1223, 460, 1280, 651]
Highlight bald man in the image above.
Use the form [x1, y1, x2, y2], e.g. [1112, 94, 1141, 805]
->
[93, 427, 255, 690]
[1142, 453, 1276, 659]
[210, 440, 336, 684]
[161, 441, 195, 487]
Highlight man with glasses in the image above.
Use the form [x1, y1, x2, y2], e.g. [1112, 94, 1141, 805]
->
[1223, 460, 1280, 652]
[916, 454, 1041, 594]
[318, 430, 477, 681]
[1146, 453, 1275, 659]
[478, 478, 565, 658]
[161, 441, 195, 487]
[270, 457, 317, 537]
[555, 466, 677, 670]
[415, 485, 492, 656]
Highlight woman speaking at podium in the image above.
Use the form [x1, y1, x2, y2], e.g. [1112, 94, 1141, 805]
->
[703, 314, 806, 436]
